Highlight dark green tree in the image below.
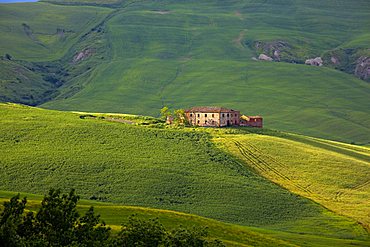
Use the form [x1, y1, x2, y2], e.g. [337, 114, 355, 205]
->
[166, 226, 225, 247]
[73, 206, 111, 247]
[35, 188, 80, 246]
[0, 194, 27, 247]
[0, 191, 223, 247]
[4, 53, 12, 60]
[0, 189, 111, 247]
[115, 216, 166, 247]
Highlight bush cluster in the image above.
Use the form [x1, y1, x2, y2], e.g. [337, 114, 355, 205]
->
[0, 189, 224, 247]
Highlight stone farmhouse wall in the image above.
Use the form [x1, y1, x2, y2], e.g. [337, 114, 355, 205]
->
[185, 107, 240, 127]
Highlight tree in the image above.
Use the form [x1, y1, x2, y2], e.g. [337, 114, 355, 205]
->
[35, 188, 80, 246]
[0, 189, 111, 247]
[160, 106, 172, 121]
[73, 207, 110, 247]
[173, 109, 187, 126]
[115, 216, 166, 247]
[4, 53, 12, 60]
[0, 194, 27, 247]
[0, 191, 223, 246]
[166, 226, 225, 247]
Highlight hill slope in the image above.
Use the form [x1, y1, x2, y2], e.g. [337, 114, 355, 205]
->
[214, 129, 370, 230]
[0, 0, 369, 144]
[0, 191, 292, 247]
[0, 103, 369, 242]
[2, 190, 370, 247]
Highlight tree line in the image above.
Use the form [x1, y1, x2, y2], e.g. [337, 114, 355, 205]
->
[0, 189, 224, 247]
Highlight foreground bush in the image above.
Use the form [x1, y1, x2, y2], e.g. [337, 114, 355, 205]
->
[0, 189, 224, 247]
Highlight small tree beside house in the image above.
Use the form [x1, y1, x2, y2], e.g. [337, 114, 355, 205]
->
[161, 107, 187, 126]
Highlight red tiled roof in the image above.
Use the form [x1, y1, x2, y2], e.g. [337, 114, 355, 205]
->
[185, 106, 239, 113]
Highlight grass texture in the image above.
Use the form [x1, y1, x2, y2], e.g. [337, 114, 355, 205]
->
[0, 103, 368, 242]
[0, 1, 369, 143]
[214, 129, 370, 230]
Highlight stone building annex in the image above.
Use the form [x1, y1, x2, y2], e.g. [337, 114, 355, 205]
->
[184, 106, 263, 128]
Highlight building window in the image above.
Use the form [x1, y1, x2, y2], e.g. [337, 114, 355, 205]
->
[197, 120, 200, 124]
[197, 114, 200, 117]
[190, 113, 193, 117]
[205, 120, 207, 124]
[205, 114, 207, 117]
[212, 114, 214, 117]
[222, 114, 225, 117]
[227, 113, 229, 117]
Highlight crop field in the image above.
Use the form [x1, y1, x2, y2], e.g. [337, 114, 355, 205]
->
[1, 103, 369, 242]
[0, 190, 369, 247]
[214, 130, 370, 231]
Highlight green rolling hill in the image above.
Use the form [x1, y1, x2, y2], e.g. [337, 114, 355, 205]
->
[0, 103, 369, 246]
[1, 190, 369, 247]
[0, 0, 369, 144]
[215, 129, 370, 230]
[1, 1, 370, 245]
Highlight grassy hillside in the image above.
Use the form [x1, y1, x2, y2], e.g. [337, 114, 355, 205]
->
[0, 103, 369, 242]
[0, 191, 290, 247]
[0, 59, 57, 105]
[0, 2, 113, 105]
[35, 0, 369, 144]
[214, 129, 370, 230]
[42, 0, 126, 7]
[1, 190, 370, 247]
[0, 1, 369, 144]
[0, 2, 111, 61]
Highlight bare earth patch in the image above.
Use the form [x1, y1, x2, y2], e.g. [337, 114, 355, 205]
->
[233, 29, 247, 49]
[234, 11, 243, 20]
[152, 10, 171, 15]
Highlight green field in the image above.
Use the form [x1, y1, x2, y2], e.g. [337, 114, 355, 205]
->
[0, 103, 369, 245]
[1, 1, 370, 244]
[2, 190, 370, 247]
[0, 0, 369, 144]
[214, 130, 370, 230]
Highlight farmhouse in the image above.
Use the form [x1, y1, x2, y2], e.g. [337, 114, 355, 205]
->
[185, 106, 263, 128]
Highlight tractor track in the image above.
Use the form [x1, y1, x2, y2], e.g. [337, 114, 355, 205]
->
[233, 140, 314, 196]
[233, 140, 370, 203]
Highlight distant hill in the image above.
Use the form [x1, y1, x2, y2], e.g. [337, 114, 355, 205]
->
[0, 0, 369, 144]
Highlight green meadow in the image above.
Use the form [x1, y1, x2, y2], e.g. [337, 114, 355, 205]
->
[214, 130, 370, 230]
[1, 1, 370, 244]
[0, 0, 369, 144]
[1, 190, 370, 247]
[0, 103, 369, 246]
